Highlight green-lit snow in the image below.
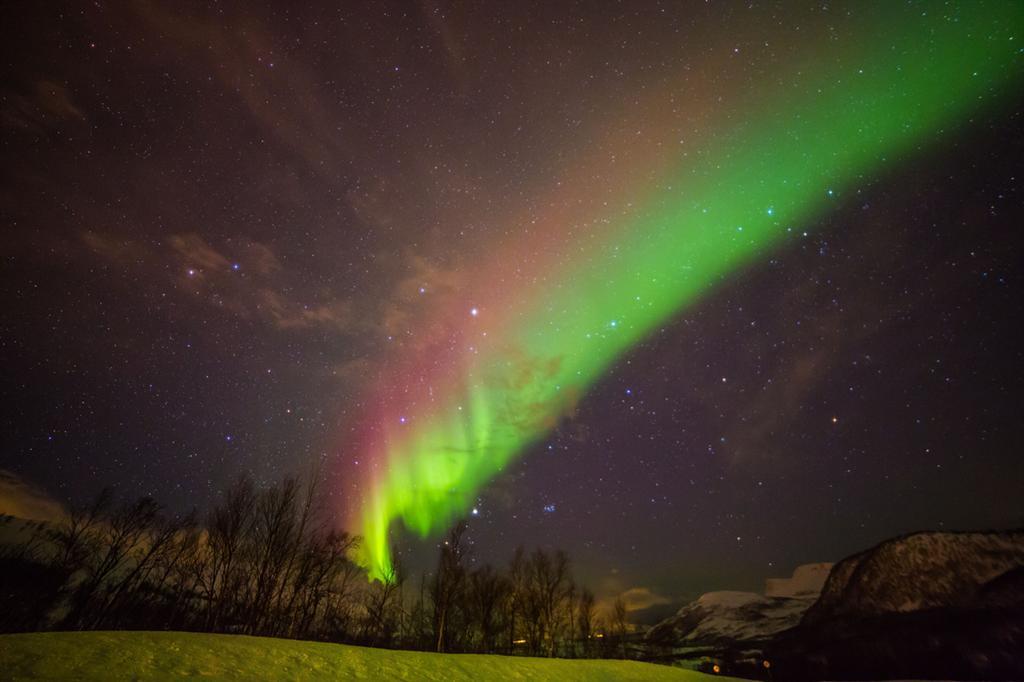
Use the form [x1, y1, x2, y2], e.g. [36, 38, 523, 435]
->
[0, 631, 740, 680]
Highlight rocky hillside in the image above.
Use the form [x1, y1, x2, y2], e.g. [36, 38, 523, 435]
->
[648, 531, 1024, 680]
[803, 529, 1024, 624]
[768, 530, 1024, 681]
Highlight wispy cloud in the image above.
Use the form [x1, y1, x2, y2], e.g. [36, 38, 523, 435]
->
[1, 80, 84, 132]
[257, 288, 353, 332]
[131, 1, 364, 175]
[83, 230, 356, 335]
[595, 585, 673, 618]
[169, 234, 233, 272]
[81, 231, 152, 264]
[0, 470, 64, 523]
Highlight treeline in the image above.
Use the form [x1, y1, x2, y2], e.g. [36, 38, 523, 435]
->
[399, 523, 629, 657]
[0, 477, 360, 641]
[0, 476, 630, 658]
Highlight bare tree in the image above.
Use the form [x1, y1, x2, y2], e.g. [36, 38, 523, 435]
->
[430, 522, 468, 653]
[202, 476, 256, 631]
[91, 509, 195, 629]
[506, 546, 531, 654]
[465, 564, 509, 653]
[63, 496, 161, 629]
[269, 471, 321, 635]
[610, 596, 629, 658]
[245, 477, 300, 634]
[518, 548, 572, 656]
[564, 580, 577, 657]
[49, 488, 112, 579]
[577, 587, 597, 657]
[288, 529, 358, 638]
[363, 553, 403, 646]
[403, 571, 432, 650]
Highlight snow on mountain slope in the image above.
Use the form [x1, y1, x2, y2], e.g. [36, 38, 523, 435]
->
[647, 564, 831, 646]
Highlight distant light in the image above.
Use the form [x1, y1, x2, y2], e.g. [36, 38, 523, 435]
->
[232, 263, 240, 271]
[187, 268, 196, 276]
[225, 435, 233, 442]
[832, 416, 839, 424]
[471, 507, 479, 516]
[470, 307, 479, 317]
[767, 207, 774, 216]
[543, 503, 556, 513]
[419, 286, 426, 294]
[399, 416, 407, 424]
[609, 319, 618, 328]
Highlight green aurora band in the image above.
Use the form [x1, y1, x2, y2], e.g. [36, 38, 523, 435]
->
[355, 3, 1023, 579]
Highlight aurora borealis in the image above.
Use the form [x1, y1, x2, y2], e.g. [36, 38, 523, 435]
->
[351, 4, 1024, 579]
[3, 0, 1023, 611]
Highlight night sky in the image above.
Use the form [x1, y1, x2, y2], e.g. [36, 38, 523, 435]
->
[2, 2, 1022, 611]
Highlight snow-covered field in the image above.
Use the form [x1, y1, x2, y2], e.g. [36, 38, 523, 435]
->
[0, 631, 742, 681]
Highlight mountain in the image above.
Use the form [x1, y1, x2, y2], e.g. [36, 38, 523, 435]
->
[647, 531, 1024, 680]
[768, 529, 1024, 681]
[803, 529, 1024, 624]
[646, 563, 831, 647]
[0, 470, 64, 524]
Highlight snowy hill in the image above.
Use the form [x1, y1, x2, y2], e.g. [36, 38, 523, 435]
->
[645, 591, 808, 645]
[646, 563, 830, 647]
[0, 630, 741, 681]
